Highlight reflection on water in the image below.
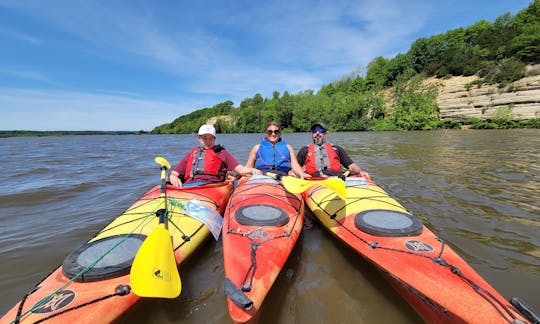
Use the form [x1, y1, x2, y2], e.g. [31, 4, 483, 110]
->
[0, 129, 538, 323]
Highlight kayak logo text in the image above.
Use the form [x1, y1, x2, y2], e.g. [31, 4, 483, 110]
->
[404, 240, 434, 253]
[32, 290, 76, 314]
[246, 229, 268, 239]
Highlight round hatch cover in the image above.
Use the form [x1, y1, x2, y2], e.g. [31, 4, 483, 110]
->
[235, 204, 289, 226]
[62, 234, 146, 282]
[354, 209, 423, 237]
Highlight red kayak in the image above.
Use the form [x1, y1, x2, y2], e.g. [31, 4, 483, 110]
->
[1, 181, 232, 324]
[222, 175, 304, 324]
[304, 173, 537, 324]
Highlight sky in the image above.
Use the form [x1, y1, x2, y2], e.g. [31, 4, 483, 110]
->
[0, 0, 533, 131]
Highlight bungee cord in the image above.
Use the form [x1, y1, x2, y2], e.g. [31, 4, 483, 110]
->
[307, 183, 525, 324]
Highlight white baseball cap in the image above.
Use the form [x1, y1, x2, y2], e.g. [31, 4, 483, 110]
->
[198, 124, 216, 137]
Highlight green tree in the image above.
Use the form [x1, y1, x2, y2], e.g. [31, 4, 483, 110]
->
[391, 74, 439, 130]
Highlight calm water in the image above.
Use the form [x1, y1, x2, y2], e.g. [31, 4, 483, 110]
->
[0, 130, 538, 323]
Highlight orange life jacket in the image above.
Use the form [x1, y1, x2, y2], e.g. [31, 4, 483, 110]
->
[304, 142, 342, 175]
[185, 147, 225, 181]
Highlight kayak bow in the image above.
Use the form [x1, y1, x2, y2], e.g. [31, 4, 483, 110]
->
[304, 173, 535, 324]
[222, 175, 304, 323]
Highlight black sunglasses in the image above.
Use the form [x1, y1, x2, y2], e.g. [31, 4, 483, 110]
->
[266, 129, 281, 135]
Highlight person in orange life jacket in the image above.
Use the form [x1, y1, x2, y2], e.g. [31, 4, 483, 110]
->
[246, 121, 308, 178]
[169, 124, 262, 187]
[296, 122, 362, 177]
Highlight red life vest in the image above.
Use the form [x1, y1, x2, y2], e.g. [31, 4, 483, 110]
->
[304, 142, 342, 175]
[185, 147, 225, 181]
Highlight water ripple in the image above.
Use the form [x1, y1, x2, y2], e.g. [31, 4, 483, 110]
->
[0, 131, 538, 320]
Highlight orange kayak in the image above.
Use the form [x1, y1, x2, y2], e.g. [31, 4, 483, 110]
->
[304, 174, 536, 324]
[1, 182, 232, 324]
[222, 175, 304, 324]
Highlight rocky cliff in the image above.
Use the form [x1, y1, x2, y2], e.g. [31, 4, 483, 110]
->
[431, 66, 540, 120]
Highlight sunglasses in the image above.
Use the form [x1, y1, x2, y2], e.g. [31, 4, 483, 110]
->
[311, 128, 326, 134]
[266, 129, 281, 135]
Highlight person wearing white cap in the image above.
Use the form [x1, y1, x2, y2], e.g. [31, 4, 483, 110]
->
[297, 122, 362, 177]
[169, 124, 261, 187]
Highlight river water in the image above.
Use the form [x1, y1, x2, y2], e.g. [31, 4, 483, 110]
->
[0, 129, 538, 323]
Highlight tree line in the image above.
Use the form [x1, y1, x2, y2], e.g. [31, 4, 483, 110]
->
[152, 1, 540, 134]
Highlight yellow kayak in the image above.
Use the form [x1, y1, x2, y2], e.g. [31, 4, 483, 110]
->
[304, 174, 534, 324]
[1, 181, 232, 324]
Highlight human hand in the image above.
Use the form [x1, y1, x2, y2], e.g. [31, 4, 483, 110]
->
[349, 164, 362, 175]
[169, 174, 183, 187]
[227, 171, 240, 182]
[250, 168, 262, 176]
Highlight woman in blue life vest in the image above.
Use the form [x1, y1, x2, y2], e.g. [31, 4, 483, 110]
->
[246, 121, 307, 178]
[297, 122, 363, 177]
[169, 124, 261, 187]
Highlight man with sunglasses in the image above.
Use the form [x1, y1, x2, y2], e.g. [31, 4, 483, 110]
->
[297, 122, 362, 177]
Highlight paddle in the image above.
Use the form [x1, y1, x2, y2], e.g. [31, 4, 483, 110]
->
[266, 172, 346, 197]
[130, 156, 181, 298]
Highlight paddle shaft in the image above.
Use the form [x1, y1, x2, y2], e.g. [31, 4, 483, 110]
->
[159, 164, 168, 226]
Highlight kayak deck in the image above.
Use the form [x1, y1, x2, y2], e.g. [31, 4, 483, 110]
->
[304, 175, 530, 324]
[222, 176, 304, 324]
[1, 182, 232, 324]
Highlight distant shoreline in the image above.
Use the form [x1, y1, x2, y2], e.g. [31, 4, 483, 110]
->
[0, 130, 147, 138]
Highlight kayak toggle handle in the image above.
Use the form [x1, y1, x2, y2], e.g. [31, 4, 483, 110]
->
[156, 209, 167, 223]
[224, 277, 253, 310]
[510, 297, 540, 324]
[433, 257, 449, 266]
[115, 285, 131, 296]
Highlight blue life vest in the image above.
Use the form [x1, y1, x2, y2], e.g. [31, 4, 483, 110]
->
[255, 138, 292, 175]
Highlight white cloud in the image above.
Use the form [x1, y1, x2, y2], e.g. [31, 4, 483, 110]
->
[0, 0, 531, 130]
[0, 0, 431, 78]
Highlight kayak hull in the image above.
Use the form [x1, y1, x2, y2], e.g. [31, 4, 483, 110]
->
[304, 175, 528, 324]
[222, 176, 304, 324]
[1, 182, 232, 324]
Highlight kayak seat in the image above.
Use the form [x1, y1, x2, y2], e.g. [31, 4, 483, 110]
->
[354, 209, 423, 237]
[62, 234, 146, 282]
[234, 204, 289, 226]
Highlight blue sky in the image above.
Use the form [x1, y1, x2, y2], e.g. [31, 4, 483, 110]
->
[0, 0, 533, 131]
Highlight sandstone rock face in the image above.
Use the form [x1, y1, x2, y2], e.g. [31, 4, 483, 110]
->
[431, 70, 540, 120]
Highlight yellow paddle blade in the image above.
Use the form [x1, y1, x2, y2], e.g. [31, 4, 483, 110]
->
[155, 156, 171, 170]
[317, 177, 347, 197]
[281, 176, 346, 197]
[130, 224, 181, 298]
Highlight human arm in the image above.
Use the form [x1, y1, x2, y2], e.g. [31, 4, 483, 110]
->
[296, 146, 308, 166]
[245, 144, 259, 168]
[220, 150, 261, 176]
[234, 164, 262, 176]
[334, 145, 362, 175]
[169, 157, 187, 187]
